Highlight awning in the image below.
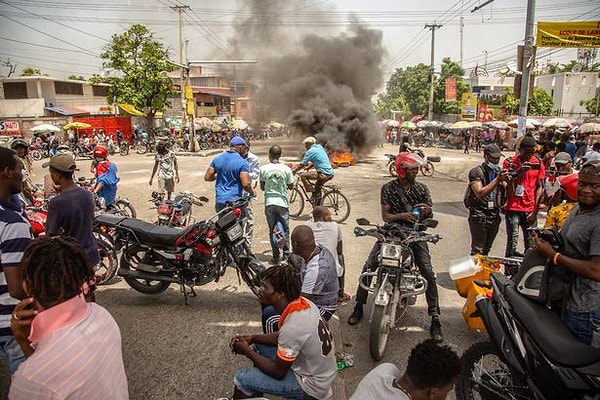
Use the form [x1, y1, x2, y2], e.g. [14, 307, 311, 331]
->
[118, 103, 145, 116]
[192, 86, 233, 97]
[45, 105, 90, 116]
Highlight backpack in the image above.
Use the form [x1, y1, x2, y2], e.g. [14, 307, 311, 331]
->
[463, 166, 487, 209]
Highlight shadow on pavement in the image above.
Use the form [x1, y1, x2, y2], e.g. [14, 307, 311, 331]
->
[434, 201, 468, 218]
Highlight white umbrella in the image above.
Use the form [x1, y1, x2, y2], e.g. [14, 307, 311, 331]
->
[31, 124, 61, 133]
[508, 118, 536, 130]
[579, 122, 600, 134]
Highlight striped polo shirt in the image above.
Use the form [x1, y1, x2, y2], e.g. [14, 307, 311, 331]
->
[0, 197, 32, 336]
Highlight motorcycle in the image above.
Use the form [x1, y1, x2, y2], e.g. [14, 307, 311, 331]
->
[77, 177, 137, 218]
[118, 140, 130, 156]
[150, 191, 209, 227]
[354, 218, 442, 360]
[94, 198, 266, 304]
[456, 271, 600, 400]
[385, 149, 436, 177]
[136, 139, 156, 154]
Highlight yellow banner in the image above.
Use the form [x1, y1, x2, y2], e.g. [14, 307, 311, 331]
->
[536, 21, 600, 48]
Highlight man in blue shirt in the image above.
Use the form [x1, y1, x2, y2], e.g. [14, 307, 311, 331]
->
[293, 136, 334, 204]
[204, 136, 255, 211]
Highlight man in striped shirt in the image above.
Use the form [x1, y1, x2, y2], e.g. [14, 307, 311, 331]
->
[0, 147, 32, 373]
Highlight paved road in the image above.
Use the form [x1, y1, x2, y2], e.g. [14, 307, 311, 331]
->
[1, 140, 520, 399]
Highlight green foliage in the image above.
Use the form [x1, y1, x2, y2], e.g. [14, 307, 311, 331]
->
[502, 88, 519, 115]
[68, 75, 86, 81]
[433, 57, 469, 115]
[99, 24, 175, 121]
[581, 97, 599, 116]
[382, 63, 430, 117]
[20, 67, 41, 76]
[528, 88, 554, 115]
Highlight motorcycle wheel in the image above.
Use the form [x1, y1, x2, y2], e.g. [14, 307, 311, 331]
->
[370, 302, 392, 361]
[239, 256, 266, 297]
[119, 145, 129, 156]
[321, 190, 351, 224]
[288, 187, 305, 218]
[120, 245, 171, 294]
[115, 199, 137, 218]
[456, 341, 528, 400]
[420, 161, 435, 177]
[31, 150, 43, 161]
[200, 141, 209, 150]
[388, 162, 398, 177]
[136, 143, 148, 154]
[94, 232, 119, 285]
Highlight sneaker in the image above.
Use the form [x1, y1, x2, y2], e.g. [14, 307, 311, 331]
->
[347, 305, 364, 325]
[430, 318, 443, 343]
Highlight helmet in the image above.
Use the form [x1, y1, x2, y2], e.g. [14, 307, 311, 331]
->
[10, 138, 28, 150]
[394, 152, 424, 178]
[558, 174, 578, 201]
[93, 145, 108, 159]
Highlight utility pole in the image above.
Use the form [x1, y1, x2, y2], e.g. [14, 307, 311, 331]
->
[170, 5, 190, 141]
[460, 0, 464, 67]
[425, 23, 442, 121]
[517, 0, 536, 138]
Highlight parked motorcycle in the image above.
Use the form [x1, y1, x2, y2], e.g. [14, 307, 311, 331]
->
[136, 139, 156, 154]
[118, 140, 130, 156]
[150, 191, 209, 227]
[94, 198, 266, 304]
[456, 271, 600, 400]
[354, 218, 442, 360]
[385, 150, 437, 177]
[77, 177, 137, 218]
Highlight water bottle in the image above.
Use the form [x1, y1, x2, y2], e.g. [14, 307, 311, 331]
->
[336, 352, 354, 370]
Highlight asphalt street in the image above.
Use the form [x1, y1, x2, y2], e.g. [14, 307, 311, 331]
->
[0, 139, 522, 399]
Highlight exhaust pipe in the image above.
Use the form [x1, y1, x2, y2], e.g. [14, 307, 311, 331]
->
[117, 268, 180, 283]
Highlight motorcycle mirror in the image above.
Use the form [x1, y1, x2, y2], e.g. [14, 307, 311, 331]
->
[423, 219, 438, 228]
[356, 218, 370, 226]
[197, 196, 209, 202]
[353, 226, 367, 236]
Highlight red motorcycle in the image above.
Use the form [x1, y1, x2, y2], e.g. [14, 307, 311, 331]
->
[150, 191, 209, 227]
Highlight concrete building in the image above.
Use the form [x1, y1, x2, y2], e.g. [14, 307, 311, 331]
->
[536, 72, 600, 118]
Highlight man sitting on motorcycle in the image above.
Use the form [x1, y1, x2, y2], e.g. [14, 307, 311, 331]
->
[347, 152, 443, 343]
[292, 136, 334, 204]
[91, 145, 119, 210]
[533, 160, 600, 345]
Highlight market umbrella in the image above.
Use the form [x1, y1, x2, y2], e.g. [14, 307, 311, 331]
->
[579, 122, 600, 134]
[542, 117, 572, 129]
[469, 121, 483, 128]
[196, 117, 213, 127]
[232, 119, 249, 130]
[416, 120, 430, 128]
[449, 121, 472, 129]
[401, 121, 416, 130]
[487, 121, 508, 130]
[267, 121, 285, 129]
[507, 118, 536, 130]
[31, 124, 61, 133]
[63, 122, 92, 130]
[386, 120, 400, 128]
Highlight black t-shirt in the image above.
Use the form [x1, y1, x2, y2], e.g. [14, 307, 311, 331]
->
[381, 179, 432, 226]
[46, 187, 100, 265]
[468, 163, 500, 217]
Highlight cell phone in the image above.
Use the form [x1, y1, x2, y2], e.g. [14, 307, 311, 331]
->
[530, 163, 541, 170]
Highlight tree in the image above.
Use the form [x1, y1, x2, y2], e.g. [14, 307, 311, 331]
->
[433, 57, 469, 115]
[581, 97, 599, 116]
[96, 24, 175, 130]
[20, 67, 41, 76]
[502, 88, 519, 115]
[379, 64, 430, 117]
[528, 88, 554, 116]
[68, 75, 86, 81]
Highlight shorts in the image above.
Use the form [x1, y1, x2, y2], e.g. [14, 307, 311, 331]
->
[158, 177, 175, 193]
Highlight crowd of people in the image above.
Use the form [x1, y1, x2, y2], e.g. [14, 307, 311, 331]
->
[0, 122, 598, 399]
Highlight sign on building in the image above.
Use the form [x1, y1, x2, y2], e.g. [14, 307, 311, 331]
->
[445, 77, 457, 102]
[536, 21, 600, 48]
[461, 93, 478, 121]
[0, 121, 19, 135]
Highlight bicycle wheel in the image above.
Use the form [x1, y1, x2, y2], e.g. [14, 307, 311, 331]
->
[321, 190, 350, 223]
[288, 187, 305, 218]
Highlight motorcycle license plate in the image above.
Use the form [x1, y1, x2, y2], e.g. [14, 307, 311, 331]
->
[226, 223, 243, 241]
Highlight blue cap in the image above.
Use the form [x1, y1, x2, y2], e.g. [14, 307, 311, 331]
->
[230, 136, 246, 146]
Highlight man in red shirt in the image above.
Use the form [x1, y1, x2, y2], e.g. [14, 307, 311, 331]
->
[502, 135, 545, 257]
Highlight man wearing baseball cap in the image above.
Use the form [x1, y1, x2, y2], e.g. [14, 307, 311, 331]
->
[204, 135, 255, 211]
[465, 144, 510, 255]
[544, 151, 574, 208]
[43, 153, 100, 273]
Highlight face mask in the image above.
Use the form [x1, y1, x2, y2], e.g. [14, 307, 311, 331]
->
[487, 161, 501, 171]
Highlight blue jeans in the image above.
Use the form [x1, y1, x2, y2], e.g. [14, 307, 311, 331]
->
[233, 344, 316, 399]
[564, 308, 600, 345]
[0, 334, 26, 373]
[504, 210, 533, 257]
[265, 205, 290, 261]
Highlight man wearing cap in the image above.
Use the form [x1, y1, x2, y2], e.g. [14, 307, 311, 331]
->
[292, 137, 334, 204]
[544, 152, 574, 208]
[502, 135, 546, 258]
[466, 144, 510, 255]
[43, 153, 100, 270]
[533, 160, 600, 345]
[204, 136, 255, 212]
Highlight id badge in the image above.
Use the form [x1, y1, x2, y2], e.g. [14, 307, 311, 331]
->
[488, 201, 495, 209]
[515, 184, 524, 197]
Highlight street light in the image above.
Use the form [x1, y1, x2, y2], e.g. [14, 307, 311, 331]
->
[483, 50, 488, 71]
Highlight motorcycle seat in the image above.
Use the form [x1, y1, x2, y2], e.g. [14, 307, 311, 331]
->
[119, 219, 186, 247]
[505, 285, 600, 367]
[95, 213, 126, 227]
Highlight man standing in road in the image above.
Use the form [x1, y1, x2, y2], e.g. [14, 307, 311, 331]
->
[241, 143, 260, 247]
[502, 135, 545, 257]
[204, 136, 255, 212]
[149, 140, 180, 201]
[533, 160, 600, 345]
[259, 145, 293, 265]
[466, 144, 509, 255]
[292, 136, 334, 204]
[0, 147, 32, 373]
[348, 152, 443, 343]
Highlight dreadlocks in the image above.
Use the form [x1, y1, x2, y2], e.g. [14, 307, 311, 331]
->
[405, 339, 460, 390]
[261, 264, 301, 302]
[20, 236, 94, 309]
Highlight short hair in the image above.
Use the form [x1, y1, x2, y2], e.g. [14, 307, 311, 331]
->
[268, 145, 282, 159]
[261, 264, 301, 302]
[405, 339, 460, 389]
[49, 166, 74, 180]
[0, 147, 17, 171]
[20, 236, 94, 309]
[312, 206, 329, 221]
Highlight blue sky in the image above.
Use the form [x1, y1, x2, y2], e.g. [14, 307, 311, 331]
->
[0, 0, 598, 82]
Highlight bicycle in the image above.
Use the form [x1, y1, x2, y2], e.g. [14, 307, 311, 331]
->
[288, 173, 351, 223]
